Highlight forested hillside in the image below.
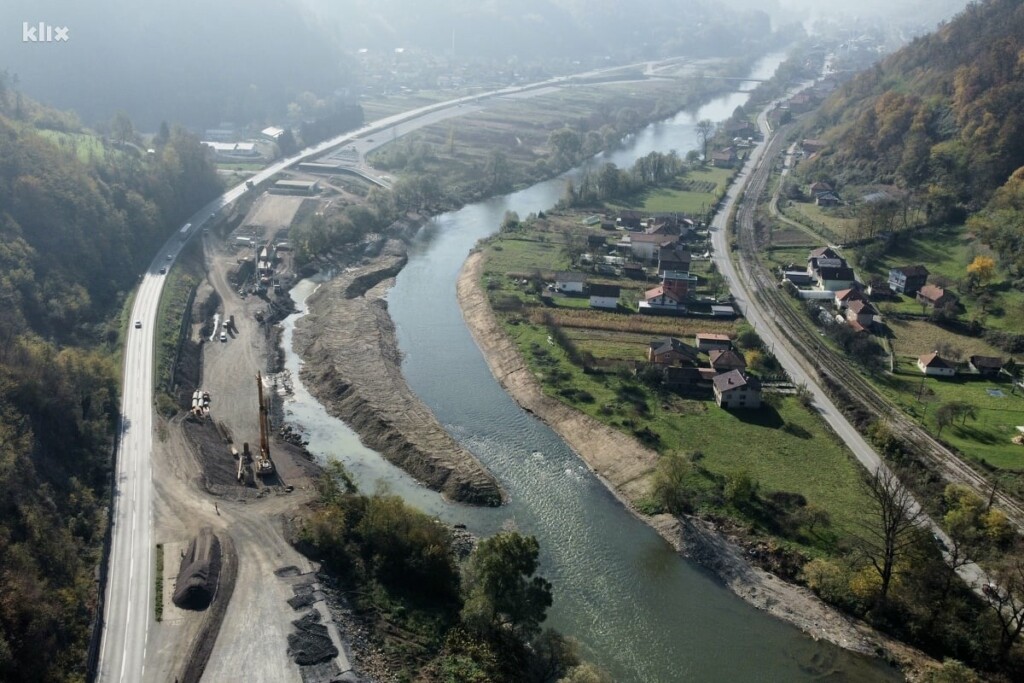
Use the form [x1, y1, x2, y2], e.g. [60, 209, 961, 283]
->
[801, 0, 1024, 268]
[0, 88, 221, 681]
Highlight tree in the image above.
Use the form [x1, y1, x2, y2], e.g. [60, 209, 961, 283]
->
[981, 555, 1024, 660]
[695, 119, 715, 162]
[650, 453, 698, 514]
[484, 149, 511, 192]
[935, 403, 957, 436]
[857, 468, 924, 609]
[461, 532, 553, 641]
[966, 255, 996, 289]
[111, 111, 135, 147]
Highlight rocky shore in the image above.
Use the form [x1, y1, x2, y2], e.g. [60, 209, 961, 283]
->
[292, 240, 503, 507]
[456, 249, 932, 677]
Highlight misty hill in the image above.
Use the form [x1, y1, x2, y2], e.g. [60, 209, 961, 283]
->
[0, 88, 221, 681]
[800, 0, 1024, 263]
[2, 0, 357, 130]
[3, 0, 790, 131]
[300, 0, 778, 61]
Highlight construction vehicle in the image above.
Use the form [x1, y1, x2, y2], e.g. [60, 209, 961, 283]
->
[254, 372, 275, 476]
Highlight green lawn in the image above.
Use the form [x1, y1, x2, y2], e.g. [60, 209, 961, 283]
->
[875, 369, 1024, 470]
[484, 236, 570, 274]
[500, 314, 874, 543]
[608, 167, 734, 215]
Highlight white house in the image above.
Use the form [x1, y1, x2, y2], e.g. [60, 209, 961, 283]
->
[712, 370, 762, 409]
[554, 272, 586, 293]
[917, 352, 957, 377]
[588, 283, 620, 309]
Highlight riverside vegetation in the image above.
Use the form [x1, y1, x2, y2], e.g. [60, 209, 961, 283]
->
[296, 464, 607, 682]
[0, 81, 222, 681]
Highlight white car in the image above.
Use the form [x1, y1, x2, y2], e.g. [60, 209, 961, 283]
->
[220, 332, 227, 342]
[134, 320, 142, 329]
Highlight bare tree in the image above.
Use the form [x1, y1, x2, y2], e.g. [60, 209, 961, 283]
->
[695, 119, 715, 163]
[982, 556, 1024, 660]
[857, 468, 924, 609]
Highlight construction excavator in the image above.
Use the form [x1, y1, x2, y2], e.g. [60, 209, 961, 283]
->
[254, 372, 275, 476]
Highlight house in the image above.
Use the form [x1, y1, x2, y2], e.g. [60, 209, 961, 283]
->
[588, 284, 621, 310]
[657, 247, 692, 275]
[261, 126, 286, 141]
[808, 181, 833, 196]
[709, 349, 747, 373]
[554, 272, 586, 294]
[834, 288, 866, 310]
[917, 284, 957, 309]
[725, 119, 757, 137]
[818, 266, 857, 292]
[617, 210, 644, 230]
[889, 266, 929, 295]
[917, 352, 957, 377]
[865, 278, 893, 299]
[622, 263, 646, 279]
[969, 355, 1004, 377]
[712, 370, 762, 409]
[625, 233, 678, 262]
[648, 337, 700, 366]
[662, 366, 703, 389]
[711, 147, 738, 168]
[696, 333, 732, 352]
[640, 271, 697, 313]
[587, 234, 607, 251]
[815, 192, 841, 207]
[846, 300, 877, 328]
[807, 246, 842, 275]
[801, 138, 826, 153]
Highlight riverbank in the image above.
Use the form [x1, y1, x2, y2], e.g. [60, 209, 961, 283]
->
[292, 239, 503, 506]
[456, 249, 932, 677]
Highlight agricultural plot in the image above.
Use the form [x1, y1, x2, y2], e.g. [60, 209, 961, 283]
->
[887, 318, 1007, 359]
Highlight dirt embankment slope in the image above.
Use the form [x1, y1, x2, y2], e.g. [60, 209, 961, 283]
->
[456, 249, 932, 673]
[293, 240, 503, 506]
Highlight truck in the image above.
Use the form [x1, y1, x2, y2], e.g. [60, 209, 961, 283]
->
[179, 222, 193, 242]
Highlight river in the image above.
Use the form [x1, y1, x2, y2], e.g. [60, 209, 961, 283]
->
[281, 53, 903, 682]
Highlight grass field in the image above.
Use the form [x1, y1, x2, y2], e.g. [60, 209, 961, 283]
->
[782, 201, 860, 242]
[887, 318, 1007, 359]
[875, 369, 1024, 470]
[500, 313, 874, 544]
[607, 167, 734, 215]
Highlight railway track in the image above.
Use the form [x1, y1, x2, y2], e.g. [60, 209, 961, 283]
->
[730, 122, 1024, 530]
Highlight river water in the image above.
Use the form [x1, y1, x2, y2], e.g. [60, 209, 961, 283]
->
[282, 54, 902, 682]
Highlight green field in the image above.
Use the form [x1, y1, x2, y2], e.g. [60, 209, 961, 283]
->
[875, 368, 1024, 471]
[500, 315, 874, 543]
[484, 236, 570, 274]
[608, 167, 734, 214]
[782, 201, 859, 242]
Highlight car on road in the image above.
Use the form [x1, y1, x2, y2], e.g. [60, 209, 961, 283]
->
[219, 332, 227, 342]
[159, 267, 166, 274]
[166, 254, 173, 260]
[134, 320, 142, 329]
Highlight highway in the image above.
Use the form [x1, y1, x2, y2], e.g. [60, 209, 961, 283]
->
[95, 57, 693, 683]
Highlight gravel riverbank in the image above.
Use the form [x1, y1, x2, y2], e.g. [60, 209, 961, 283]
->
[292, 240, 503, 506]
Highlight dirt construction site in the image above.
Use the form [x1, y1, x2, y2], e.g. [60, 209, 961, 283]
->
[145, 189, 362, 683]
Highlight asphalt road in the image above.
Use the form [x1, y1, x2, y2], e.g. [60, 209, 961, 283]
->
[709, 96, 993, 594]
[96, 57, 691, 683]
